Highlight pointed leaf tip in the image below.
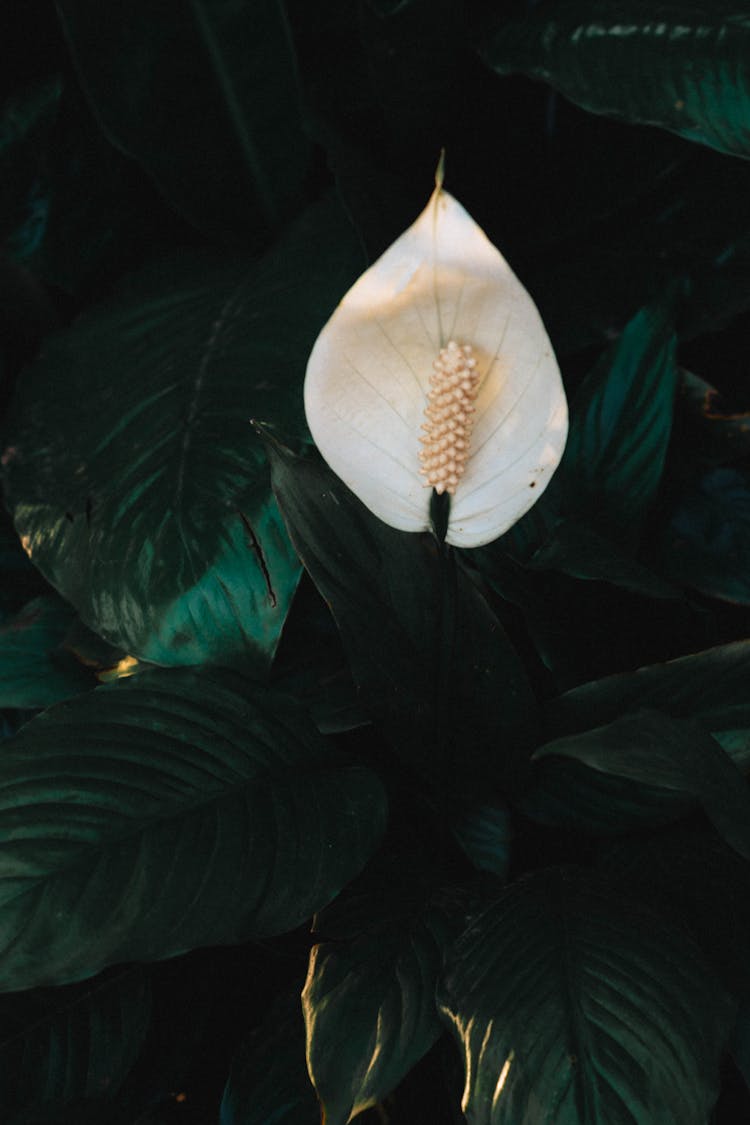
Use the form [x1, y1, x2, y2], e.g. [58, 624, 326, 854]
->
[304, 188, 567, 548]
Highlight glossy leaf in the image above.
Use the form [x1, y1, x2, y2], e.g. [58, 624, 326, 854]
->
[304, 183, 568, 548]
[303, 869, 465, 1125]
[658, 466, 750, 603]
[0, 966, 150, 1121]
[546, 638, 750, 768]
[3, 197, 363, 668]
[558, 299, 677, 545]
[533, 710, 750, 858]
[220, 990, 318, 1125]
[55, 0, 310, 243]
[480, 4, 750, 162]
[0, 666, 386, 990]
[0, 595, 93, 708]
[268, 442, 538, 799]
[438, 867, 734, 1124]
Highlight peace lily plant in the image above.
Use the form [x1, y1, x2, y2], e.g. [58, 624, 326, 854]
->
[304, 167, 569, 548]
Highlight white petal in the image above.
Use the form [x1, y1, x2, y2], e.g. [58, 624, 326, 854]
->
[304, 187, 568, 546]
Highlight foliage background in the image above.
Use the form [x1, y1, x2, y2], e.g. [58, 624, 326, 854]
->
[2, 1, 750, 1122]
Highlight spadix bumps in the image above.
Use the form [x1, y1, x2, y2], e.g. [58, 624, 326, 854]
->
[304, 184, 568, 548]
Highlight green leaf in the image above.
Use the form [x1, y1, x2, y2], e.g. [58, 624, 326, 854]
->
[559, 299, 677, 546]
[3, 197, 363, 669]
[546, 638, 750, 770]
[55, 0, 310, 243]
[452, 804, 511, 880]
[0, 595, 94, 709]
[528, 518, 679, 599]
[0, 966, 150, 1122]
[0, 77, 61, 261]
[220, 989, 318, 1125]
[520, 745, 695, 837]
[268, 443, 537, 801]
[0, 666, 386, 991]
[533, 709, 750, 859]
[303, 863, 466, 1125]
[438, 867, 734, 1125]
[658, 466, 750, 603]
[479, 3, 750, 162]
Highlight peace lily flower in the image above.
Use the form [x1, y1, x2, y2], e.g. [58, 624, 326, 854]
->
[304, 177, 568, 548]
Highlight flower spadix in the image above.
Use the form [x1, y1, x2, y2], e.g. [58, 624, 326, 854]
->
[304, 185, 568, 548]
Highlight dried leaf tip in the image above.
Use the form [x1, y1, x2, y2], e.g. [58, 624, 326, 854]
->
[418, 341, 481, 495]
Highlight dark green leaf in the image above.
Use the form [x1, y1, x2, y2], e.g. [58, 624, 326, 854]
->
[0, 77, 61, 261]
[546, 638, 750, 769]
[303, 865, 466, 1125]
[4, 197, 363, 669]
[528, 517, 679, 598]
[520, 754, 694, 837]
[533, 709, 750, 858]
[452, 804, 511, 880]
[479, 4, 750, 161]
[220, 989, 318, 1125]
[0, 666, 386, 990]
[268, 443, 537, 801]
[658, 466, 750, 603]
[559, 299, 677, 545]
[55, 0, 310, 243]
[0, 595, 94, 708]
[0, 966, 150, 1122]
[438, 867, 734, 1124]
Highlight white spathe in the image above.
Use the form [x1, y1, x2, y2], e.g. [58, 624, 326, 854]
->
[304, 186, 568, 548]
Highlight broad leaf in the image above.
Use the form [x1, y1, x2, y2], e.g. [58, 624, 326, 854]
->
[546, 637, 750, 769]
[658, 466, 750, 603]
[55, 0, 310, 243]
[479, 4, 750, 162]
[0, 966, 150, 1122]
[0, 666, 386, 990]
[268, 442, 538, 800]
[0, 595, 93, 708]
[438, 867, 734, 1124]
[303, 862, 466, 1125]
[220, 989, 318, 1125]
[3, 197, 363, 669]
[533, 709, 750, 858]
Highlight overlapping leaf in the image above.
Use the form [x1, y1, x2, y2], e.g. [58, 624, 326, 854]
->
[532, 709, 750, 857]
[303, 868, 465, 1125]
[3, 197, 363, 668]
[0, 666, 386, 990]
[0, 595, 93, 709]
[480, 3, 750, 161]
[438, 867, 734, 1124]
[268, 442, 537, 800]
[545, 637, 750, 768]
